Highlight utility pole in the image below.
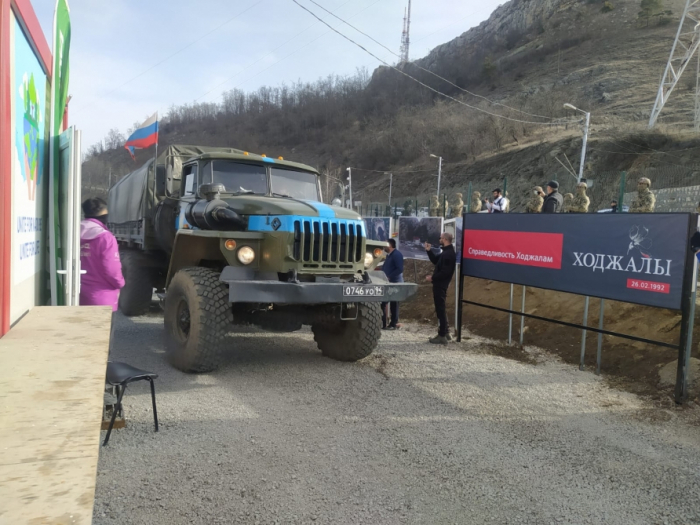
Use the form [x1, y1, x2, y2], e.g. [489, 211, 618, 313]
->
[386, 172, 393, 210]
[564, 104, 590, 183]
[649, 0, 700, 129]
[430, 154, 443, 198]
[346, 167, 353, 210]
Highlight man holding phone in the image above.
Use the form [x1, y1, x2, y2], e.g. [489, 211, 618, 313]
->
[425, 232, 456, 344]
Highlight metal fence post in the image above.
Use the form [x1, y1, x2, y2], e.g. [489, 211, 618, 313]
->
[580, 296, 590, 370]
[443, 194, 447, 219]
[520, 286, 526, 345]
[508, 284, 514, 345]
[618, 171, 626, 212]
[596, 299, 605, 375]
[675, 213, 698, 403]
[467, 182, 472, 213]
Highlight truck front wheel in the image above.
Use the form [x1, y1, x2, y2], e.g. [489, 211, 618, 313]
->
[164, 268, 232, 373]
[311, 303, 381, 362]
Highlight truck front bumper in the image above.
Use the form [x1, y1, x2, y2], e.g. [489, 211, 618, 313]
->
[220, 268, 418, 304]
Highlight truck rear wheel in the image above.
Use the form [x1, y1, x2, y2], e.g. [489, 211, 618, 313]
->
[164, 268, 232, 373]
[311, 303, 381, 362]
[119, 250, 154, 316]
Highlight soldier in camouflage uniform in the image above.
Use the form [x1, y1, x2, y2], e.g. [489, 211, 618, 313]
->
[471, 191, 482, 213]
[569, 182, 590, 213]
[430, 195, 440, 217]
[451, 193, 464, 218]
[525, 186, 544, 213]
[630, 177, 656, 213]
[563, 193, 574, 213]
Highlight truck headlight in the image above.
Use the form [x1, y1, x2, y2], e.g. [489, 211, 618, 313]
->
[364, 252, 374, 268]
[237, 246, 256, 265]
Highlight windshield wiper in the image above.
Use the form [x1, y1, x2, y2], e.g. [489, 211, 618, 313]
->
[272, 192, 293, 199]
[232, 188, 256, 196]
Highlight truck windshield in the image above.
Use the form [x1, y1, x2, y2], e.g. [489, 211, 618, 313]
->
[270, 168, 319, 200]
[211, 161, 267, 195]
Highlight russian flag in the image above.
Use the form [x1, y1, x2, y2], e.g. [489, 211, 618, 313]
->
[124, 112, 158, 160]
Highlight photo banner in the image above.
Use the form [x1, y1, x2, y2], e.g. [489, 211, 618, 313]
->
[461, 213, 694, 310]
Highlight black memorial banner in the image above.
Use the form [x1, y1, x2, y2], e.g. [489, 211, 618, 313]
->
[461, 213, 695, 310]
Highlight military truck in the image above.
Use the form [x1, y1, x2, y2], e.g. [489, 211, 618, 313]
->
[107, 145, 417, 372]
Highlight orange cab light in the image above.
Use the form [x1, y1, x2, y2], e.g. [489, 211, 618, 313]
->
[278, 156, 284, 160]
[243, 151, 249, 155]
[261, 154, 267, 157]
[373, 248, 383, 258]
[224, 239, 237, 251]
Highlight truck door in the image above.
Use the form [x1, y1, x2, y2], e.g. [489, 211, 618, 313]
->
[178, 164, 198, 230]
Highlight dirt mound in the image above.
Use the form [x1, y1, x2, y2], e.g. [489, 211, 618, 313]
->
[400, 260, 700, 401]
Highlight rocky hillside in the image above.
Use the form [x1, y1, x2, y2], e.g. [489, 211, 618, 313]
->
[83, 0, 700, 208]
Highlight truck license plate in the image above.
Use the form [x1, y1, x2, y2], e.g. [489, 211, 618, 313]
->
[342, 285, 385, 297]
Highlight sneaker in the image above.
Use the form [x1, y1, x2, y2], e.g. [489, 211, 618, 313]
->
[387, 325, 399, 330]
[429, 335, 449, 345]
[446, 333, 453, 342]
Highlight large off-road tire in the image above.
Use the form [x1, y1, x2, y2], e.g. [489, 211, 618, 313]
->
[118, 250, 154, 316]
[164, 268, 232, 373]
[311, 303, 382, 362]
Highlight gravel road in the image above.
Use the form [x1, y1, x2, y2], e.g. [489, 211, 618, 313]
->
[94, 313, 700, 525]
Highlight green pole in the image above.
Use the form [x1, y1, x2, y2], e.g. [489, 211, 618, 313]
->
[467, 182, 472, 213]
[415, 198, 418, 217]
[618, 171, 626, 213]
[503, 176, 508, 196]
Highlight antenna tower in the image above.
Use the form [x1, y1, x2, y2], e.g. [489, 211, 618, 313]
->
[649, 0, 700, 130]
[399, 0, 412, 65]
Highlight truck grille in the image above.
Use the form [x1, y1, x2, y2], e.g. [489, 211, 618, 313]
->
[293, 220, 363, 265]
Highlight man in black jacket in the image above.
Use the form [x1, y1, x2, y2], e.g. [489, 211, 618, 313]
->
[542, 181, 564, 213]
[425, 232, 457, 345]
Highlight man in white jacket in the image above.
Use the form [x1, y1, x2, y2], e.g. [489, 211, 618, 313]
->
[485, 188, 507, 213]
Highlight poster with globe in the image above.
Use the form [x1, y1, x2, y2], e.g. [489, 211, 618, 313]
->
[11, 17, 48, 287]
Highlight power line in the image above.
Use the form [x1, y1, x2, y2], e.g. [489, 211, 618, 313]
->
[292, 0, 581, 127]
[348, 167, 435, 174]
[305, 0, 556, 121]
[194, 0, 381, 103]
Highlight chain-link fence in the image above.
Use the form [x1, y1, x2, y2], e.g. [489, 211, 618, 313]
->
[358, 167, 700, 221]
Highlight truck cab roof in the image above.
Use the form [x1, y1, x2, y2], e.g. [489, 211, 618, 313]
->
[186, 152, 319, 175]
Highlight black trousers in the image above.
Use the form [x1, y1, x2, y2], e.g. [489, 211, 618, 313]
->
[433, 285, 449, 336]
[381, 301, 399, 327]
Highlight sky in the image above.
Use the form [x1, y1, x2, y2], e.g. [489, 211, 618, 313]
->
[30, 0, 504, 149]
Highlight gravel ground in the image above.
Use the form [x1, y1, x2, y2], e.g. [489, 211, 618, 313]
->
[94, 313, 700, 525]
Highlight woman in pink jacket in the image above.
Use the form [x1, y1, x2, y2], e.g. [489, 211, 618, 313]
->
[80, 198, 125, 312]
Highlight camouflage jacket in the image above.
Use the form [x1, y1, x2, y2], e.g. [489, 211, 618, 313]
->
[525, 195, 543, 213]
[569, 194, 590, 213]
[630, 189, 656, 213]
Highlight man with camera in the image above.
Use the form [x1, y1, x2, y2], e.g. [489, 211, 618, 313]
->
[425, 232, 457, 345]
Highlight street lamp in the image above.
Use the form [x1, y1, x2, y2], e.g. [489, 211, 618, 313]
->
[563, 103, 590, 183]
[346, 167, 352, 210]
[429, 154, 443, 198]
[385, 172, 393, 210]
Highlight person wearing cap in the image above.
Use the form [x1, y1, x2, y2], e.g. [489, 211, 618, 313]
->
[630, 177, 656, 213]
[526, 186, 545, 213]
[484, 188, 507, 213]
[542, 181, 564, 213]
